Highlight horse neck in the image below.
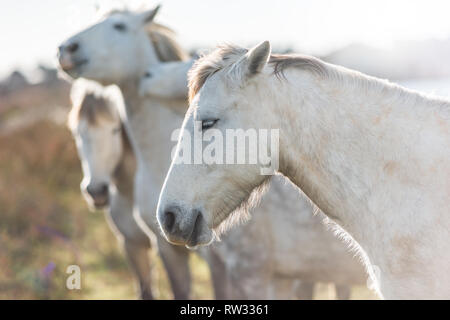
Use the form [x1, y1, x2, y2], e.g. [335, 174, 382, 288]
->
[271, 69, 447, 259]
[112, 128, 136, 198]
[117, 78, 185, 184]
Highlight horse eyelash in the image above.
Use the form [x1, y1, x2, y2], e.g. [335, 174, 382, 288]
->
[113, 23, 127, 32]
[202, 119, 219, 130]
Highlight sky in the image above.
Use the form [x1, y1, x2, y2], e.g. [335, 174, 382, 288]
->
[2, 0, 450, 78]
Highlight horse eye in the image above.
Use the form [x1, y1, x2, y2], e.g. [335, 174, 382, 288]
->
[201, 119, 218, 130]
[113, 23, 127, 32]
[144, 71, 152, 78]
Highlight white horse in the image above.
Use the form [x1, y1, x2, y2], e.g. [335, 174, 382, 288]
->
[59, 7, 221, 299]
[141, 60, 368, 299]
[157, 41, 450, 299]
[67, 79, 153, 299]
[59, 7, 368, 299]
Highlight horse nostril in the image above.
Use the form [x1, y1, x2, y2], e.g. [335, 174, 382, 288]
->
[100, 184, 108, 195]
[164, 210, 176, 233]
[67, 42, 79, 53]
[86, 184, 108, 198]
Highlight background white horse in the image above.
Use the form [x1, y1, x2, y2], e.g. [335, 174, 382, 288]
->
[58, 5, 189, 235]
[59, 7, 222, 299]
[157, 41, 450, 299]
[68, 79, 153, 299]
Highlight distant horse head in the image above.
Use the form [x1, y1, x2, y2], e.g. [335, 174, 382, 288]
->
[58, 5, 188, 84]
[139, 59, 194, 99]
[68, 79, 124, 210]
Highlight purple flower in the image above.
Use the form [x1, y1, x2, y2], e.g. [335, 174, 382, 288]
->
[41, 262, 56, 278]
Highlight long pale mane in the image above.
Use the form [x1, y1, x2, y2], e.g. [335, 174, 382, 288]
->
[188, 44, 329, 102]
[147, 23, 190, 62]
[67, 79, 120, 129]
[188, 43, 450, 114]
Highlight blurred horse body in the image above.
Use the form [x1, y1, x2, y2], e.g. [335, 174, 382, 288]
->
[68, 79, 153, 299]
[59, 8, 198, 299]
[67, 78, 228, 299]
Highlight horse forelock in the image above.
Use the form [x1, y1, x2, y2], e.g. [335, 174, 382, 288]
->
[188, 44, 330, 103]
[188, 44, 246, 103]
[147, 23, 190, 62]
[68, 83, 118, 130]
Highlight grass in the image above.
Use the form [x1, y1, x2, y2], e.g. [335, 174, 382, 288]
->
[0, 119, 378, 300]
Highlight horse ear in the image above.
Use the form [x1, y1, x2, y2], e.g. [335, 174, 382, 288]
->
[244, 41, 271, 77]
[141, 4, 161, 25]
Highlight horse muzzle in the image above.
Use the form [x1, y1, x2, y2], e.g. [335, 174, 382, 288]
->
[157, 205, 214, 248]
[83, 183, 109, 210]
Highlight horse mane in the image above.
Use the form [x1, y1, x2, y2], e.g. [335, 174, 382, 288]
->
[147, 23, 190, 62]
[67, 79, 120, 129]
[188, 44, 329, 103]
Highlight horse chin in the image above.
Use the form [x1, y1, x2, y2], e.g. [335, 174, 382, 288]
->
[93, 202, 109, 211]
[85, 194, 109, 211]
[61, 67, 81, 79]
[60, 59, 89, 79]
[212, 178, 270, 238]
